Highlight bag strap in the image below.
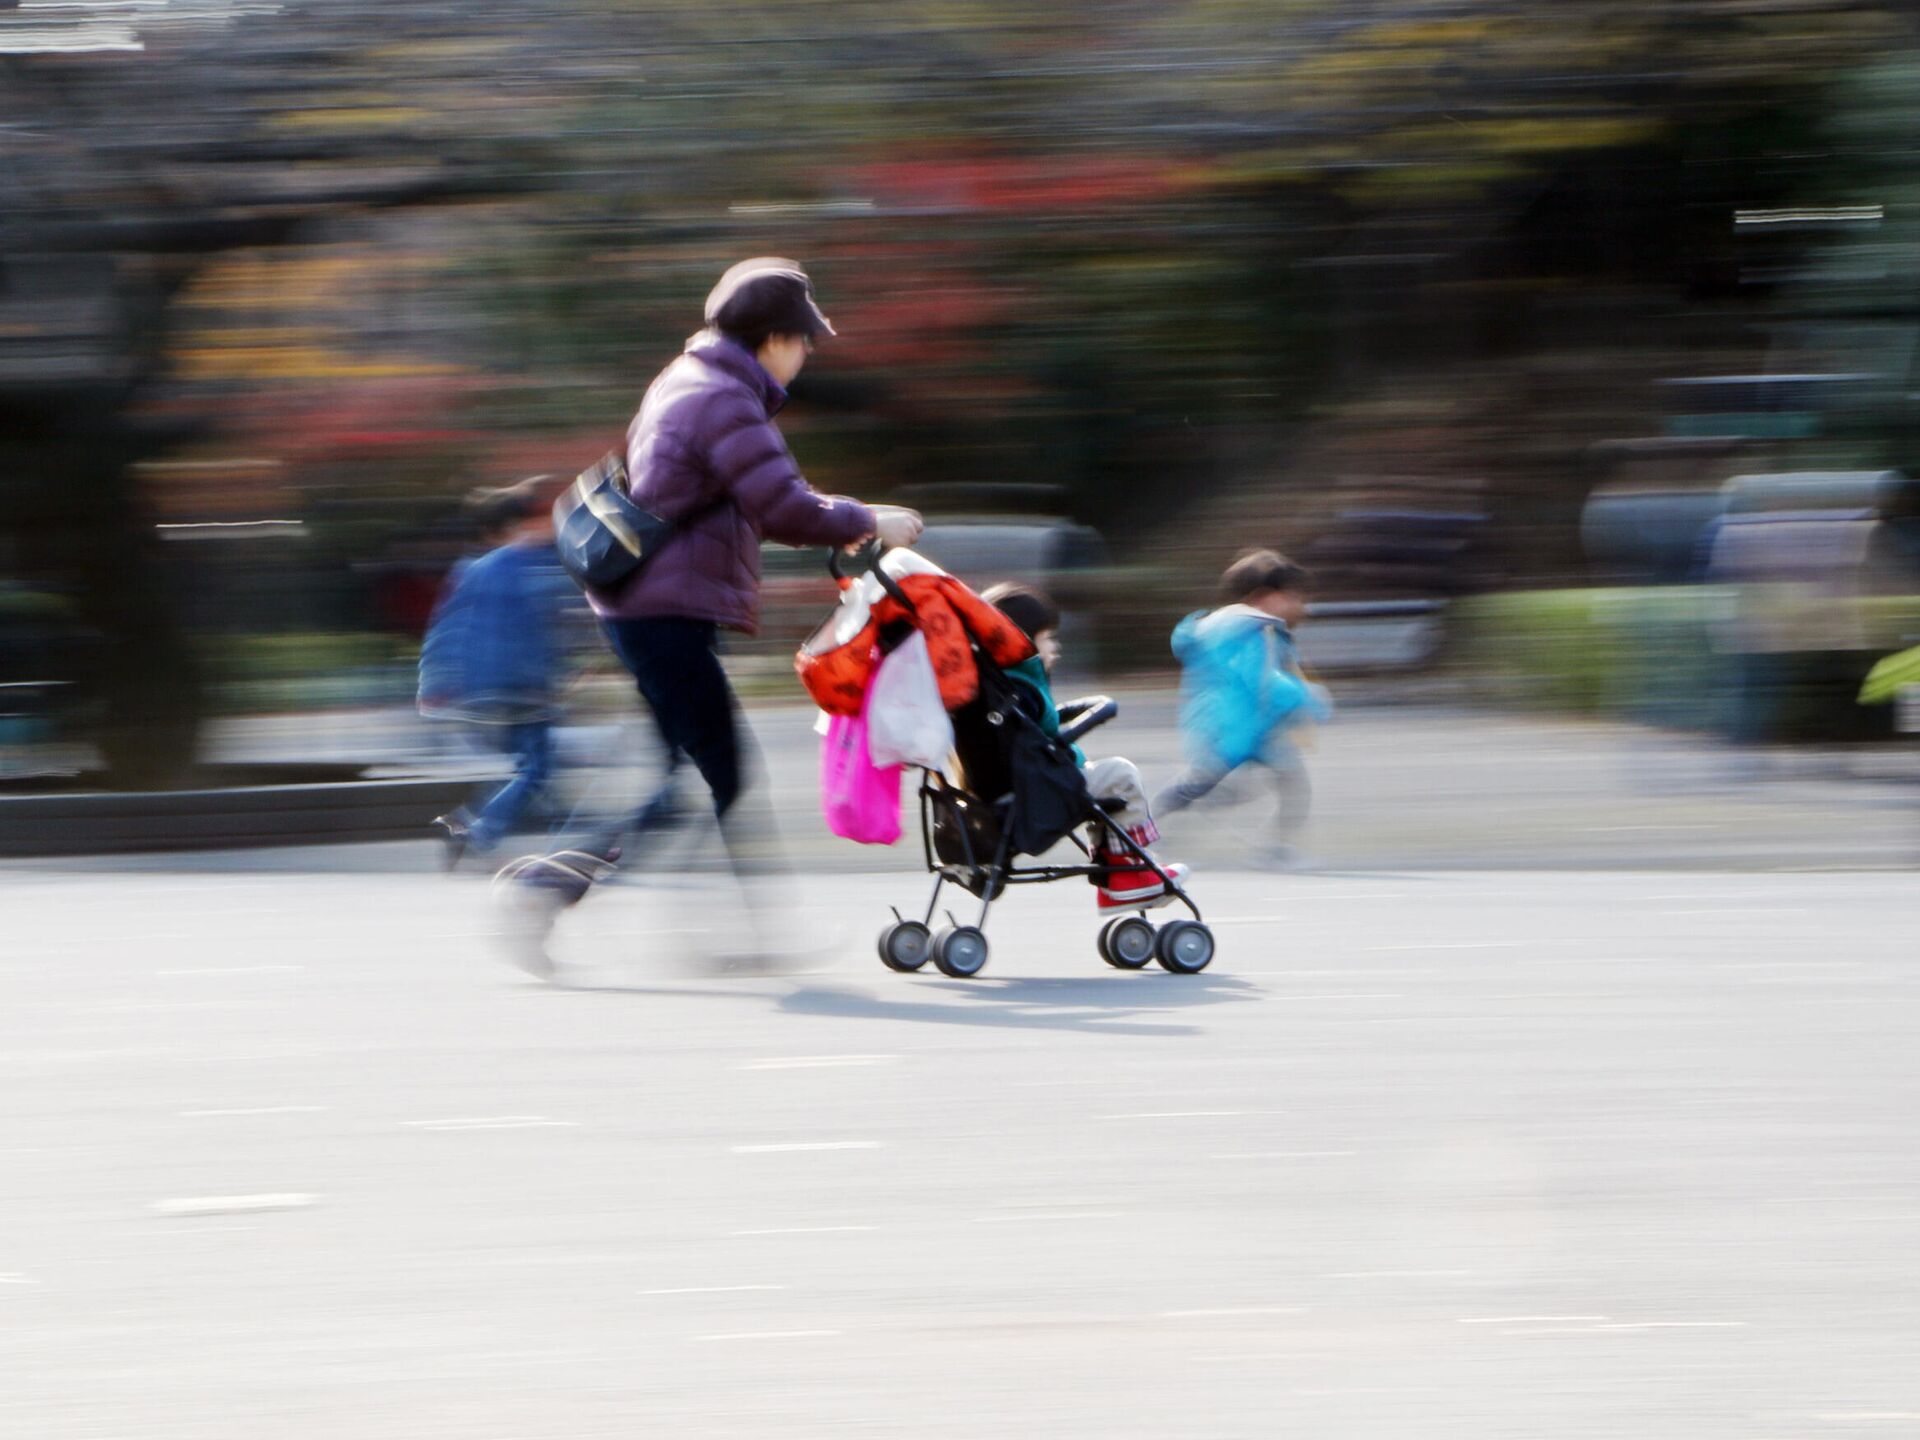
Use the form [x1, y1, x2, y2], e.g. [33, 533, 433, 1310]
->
[583, 444, 734, 537]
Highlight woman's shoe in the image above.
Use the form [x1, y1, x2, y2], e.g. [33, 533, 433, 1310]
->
[487, 849, 620, 980]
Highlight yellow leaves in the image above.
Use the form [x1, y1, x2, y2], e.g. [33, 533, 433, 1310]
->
[169, 244, 470, 382]
[266, 107, 432, 132]
[1208, 105, 1657, 198]
[1288, 45, 1450, 83]
[181, 326, 323, 347]
[1393, 115, 1666, 157]
[1359, 18, 1500, 49]
[179, 252, 435, 312]
[1486, 116, 1664, 154]
[1277, 12, 1664, 109]
[363, 39, 513, 61]
[173, 341, 460, 382]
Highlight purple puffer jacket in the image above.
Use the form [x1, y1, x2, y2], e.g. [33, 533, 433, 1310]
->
[589, 330, 875, 633]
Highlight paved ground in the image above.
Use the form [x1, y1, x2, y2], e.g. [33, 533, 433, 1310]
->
[206, 693, 1920, 873]
[4, 865, 1917, 1437]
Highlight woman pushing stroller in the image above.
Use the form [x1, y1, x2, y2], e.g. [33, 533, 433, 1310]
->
[497, 258, 921, 972]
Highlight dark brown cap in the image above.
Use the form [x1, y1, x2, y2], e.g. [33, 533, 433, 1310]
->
[704, 257, 837, 342]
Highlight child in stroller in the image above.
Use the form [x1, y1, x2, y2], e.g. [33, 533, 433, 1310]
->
[853, 561, 1215, 978]
[980, 584, 1189, 913]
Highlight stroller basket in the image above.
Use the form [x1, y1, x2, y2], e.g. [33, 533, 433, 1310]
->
[925, 777, 1006, 901]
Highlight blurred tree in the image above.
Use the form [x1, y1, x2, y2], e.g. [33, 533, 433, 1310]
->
[1763, 52, 1920, 475]
[0, 33, 506, 784]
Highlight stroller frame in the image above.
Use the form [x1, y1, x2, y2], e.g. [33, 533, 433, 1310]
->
[911, 718, 1200, 921]
[876, 678, 1217, 980]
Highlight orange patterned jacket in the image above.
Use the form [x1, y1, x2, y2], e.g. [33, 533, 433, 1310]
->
[797, 568, 1035, 716]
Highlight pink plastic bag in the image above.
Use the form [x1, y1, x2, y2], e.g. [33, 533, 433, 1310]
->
[821, 706, 903, 845]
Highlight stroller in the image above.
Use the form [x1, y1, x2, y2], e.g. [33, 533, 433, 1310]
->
[800, 547, 1216, 980]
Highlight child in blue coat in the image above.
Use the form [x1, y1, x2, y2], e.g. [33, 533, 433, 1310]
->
[418, 478, 576, 864]
[1154, 550, 1331, 860]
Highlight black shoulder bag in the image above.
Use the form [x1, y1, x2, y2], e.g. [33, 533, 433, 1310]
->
[552, 449, 699, 592]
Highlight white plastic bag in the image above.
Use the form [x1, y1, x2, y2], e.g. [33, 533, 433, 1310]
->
[865, 630, 955, 771]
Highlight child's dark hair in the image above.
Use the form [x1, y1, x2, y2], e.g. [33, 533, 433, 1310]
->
[1220, 548, 1311, 604]
[463, 476, 549, 537]
[981, 581, 1061, 643]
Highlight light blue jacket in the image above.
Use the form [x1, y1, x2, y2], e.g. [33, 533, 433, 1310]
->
[1171, 605, 1329, 769]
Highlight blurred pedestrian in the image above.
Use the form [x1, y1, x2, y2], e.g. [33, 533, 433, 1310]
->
[503, 258, 922, 968]
[418, 477, 575, 866]
[1154, 549, 1331, 863]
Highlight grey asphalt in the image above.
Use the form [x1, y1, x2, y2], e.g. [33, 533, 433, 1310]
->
[4, 864, 1917, 1437]
[203, 691, 1920, 873]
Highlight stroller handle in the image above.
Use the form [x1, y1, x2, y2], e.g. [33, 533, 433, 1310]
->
[825, 540, 878, 584]
[828, 539, 917, 613]
[1057, 695, 1119, 747]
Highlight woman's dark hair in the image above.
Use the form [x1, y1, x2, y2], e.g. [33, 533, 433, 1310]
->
[1219, 548, 1311, 603]
[981, 581, 1061, 643]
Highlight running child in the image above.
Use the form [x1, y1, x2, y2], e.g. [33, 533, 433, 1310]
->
[418, 478, 577, 865]
[1154, 549, 1331, 861]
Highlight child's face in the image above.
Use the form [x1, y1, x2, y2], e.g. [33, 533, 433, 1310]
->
[1255, 588, 1309, 626]
[1034, 628, 1061, 671]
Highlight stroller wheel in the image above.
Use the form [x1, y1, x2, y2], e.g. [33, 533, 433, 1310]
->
[931, 925, 990, 978]
[1153, 920, 1216, 974]
[877, 920, 933, 972]
[1099, 915, 1156, 970]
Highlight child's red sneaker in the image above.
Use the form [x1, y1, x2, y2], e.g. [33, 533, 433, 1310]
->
[1095, 855, 1190, 912]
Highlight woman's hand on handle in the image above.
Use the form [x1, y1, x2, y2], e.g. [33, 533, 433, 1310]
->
[870, 505, 924, 550]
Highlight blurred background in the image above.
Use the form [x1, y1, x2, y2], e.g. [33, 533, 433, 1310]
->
[6, 0, 1920, 808]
